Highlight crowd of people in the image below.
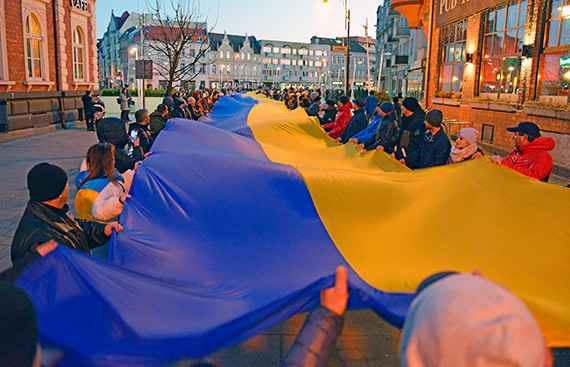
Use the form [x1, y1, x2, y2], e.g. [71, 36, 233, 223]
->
[0, 85, 560, 367]
[260, 86, 555, 181]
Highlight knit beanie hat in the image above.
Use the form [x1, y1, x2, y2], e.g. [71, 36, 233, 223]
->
[457, 128, 479, 145]
[425, 109, 443, 128]
[162, 97, 174, 110]
[310, 91, 319, 101]
[0, 281, 39, 367]
[379, 101, 395, 113]
[402, 97, 420, 112]
[400, 274, 545, 367]
[339, 96, 349, 105]
[353, 97, 366, 108]
[27, 163, 68, 202]
[325, 99, 336, 107]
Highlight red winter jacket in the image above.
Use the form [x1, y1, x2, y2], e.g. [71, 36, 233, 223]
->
[324, 102, 353, 139]
[501, 137, 555, 181]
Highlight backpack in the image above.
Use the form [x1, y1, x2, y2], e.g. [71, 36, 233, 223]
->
[116, 97, 121, 104]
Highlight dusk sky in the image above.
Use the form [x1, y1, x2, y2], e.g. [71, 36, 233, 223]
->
[96, 0, 382, 42]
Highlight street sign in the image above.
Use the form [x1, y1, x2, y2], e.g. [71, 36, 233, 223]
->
[135, 60, 153, 80]
[332, 45, 348, 52]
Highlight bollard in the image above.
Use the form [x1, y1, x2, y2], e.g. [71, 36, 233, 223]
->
[0, 99, 8, 133]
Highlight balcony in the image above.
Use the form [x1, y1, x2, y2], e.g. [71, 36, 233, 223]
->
[386, 36, 399, 45]
[390, 0, 425, 28]
[387, 9, 400, 18]
[394, 26, 411, 38]
[393, 55, 409, 65]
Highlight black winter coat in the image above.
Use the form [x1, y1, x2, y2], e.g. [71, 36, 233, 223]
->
[96, 117, 144, 173]
[11, 201, 109, 269]
[404, 128, 452, 169]
[320, 108, 337, 127]
[82, 95, 95, 116]
[363, 112, 398, 153]
[394, 108, 426, 160]
[128, 123, 154, 154]
[282, 306, 344, 367]
[340, 108, 368, 144]
[149, 111, 167, 135]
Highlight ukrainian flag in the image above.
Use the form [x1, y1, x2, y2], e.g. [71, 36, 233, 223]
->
[16, 93, 570, 366]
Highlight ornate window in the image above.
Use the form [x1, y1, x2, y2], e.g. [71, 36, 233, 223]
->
[537, 0, 570, 101]
[24, 13, 43, 79]
[73, 27, 85, 80]
[0, 0, 7, 80]
[439, 19, 467, 93]
[479, 0, 527, 96]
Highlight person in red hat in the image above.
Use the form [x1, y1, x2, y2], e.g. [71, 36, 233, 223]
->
[492, 122, 555, 182]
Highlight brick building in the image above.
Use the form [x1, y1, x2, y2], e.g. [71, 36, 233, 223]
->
[392, 0, 570, 177]
[0, 0, 98, 132]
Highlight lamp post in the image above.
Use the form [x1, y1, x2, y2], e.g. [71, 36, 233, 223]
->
[323, 0, 350, 97]
[377, 49, 391, 91]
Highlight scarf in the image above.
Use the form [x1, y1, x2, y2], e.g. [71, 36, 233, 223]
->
[450, 143, 479, 163]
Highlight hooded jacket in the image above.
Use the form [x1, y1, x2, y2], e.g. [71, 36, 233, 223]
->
[149, 111, 168, 135]
[363, 112, 398, 152]
[320, 107, 337, 126]
[364, 94, 379, 118]
[96, 117, 144, 173]
[501, 137, 555, 181]
[324, 102, 353, 139]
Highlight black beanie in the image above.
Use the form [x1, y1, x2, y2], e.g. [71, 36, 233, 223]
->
[425, 109, 444, 128]
[379, 101, 395, 113]
[339, 96, 349, 105]
[0, 281, 38, 367]
[27, 163, 68, 202]
[402, 97, 420, 112]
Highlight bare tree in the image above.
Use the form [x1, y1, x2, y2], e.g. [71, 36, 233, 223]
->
[145, 0, 215, 96]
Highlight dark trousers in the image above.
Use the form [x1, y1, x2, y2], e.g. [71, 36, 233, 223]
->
[85, 114, 95, 131]
[121, 110, 130, 122]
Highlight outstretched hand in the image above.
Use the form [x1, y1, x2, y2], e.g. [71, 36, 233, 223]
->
[321, 266, 349, 316]
[36, 240, 58, 257]
[104, 222, 123, 236]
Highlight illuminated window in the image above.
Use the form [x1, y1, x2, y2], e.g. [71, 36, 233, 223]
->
[479, 0, 527, 96]
[439, 19, 467, 93]
[24, 13, 43, 79]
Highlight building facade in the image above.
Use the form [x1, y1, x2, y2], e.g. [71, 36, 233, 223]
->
[259, 39, 330, 89]
[0, 0, 98, 132]
[391, 0, 570, 176]
[311, 36, 373, 92]
[208, 33, 262, 89]
[375, 0, 428, 100]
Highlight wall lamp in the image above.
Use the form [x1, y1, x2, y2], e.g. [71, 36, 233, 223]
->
[521, 44, 534, 59]
[465, 53, 474, 63]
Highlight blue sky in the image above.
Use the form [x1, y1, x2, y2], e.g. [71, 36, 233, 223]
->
[96, 0, 382, 42]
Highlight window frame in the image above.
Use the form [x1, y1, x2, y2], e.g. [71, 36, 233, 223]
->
[24, 12, 44, 80]
[478, 0, 527, 97]
[438, 19, 468, 93]
[0, 0, 8, 81]
[73, 26, 86, 81]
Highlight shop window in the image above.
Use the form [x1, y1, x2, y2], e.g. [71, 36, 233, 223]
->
[439, 19, 467, 93]
[480, 0, 527, 96]
[24, 13, 44, 79]
[73, 27, 85, 80]
[537, 0, 570, 101]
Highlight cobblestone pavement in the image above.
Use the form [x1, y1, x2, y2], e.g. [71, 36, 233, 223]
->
[0, 127, 98, 270]
[0, 125, 568, 366]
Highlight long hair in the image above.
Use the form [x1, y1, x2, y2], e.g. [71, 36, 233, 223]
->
[79, 143, 117, 189]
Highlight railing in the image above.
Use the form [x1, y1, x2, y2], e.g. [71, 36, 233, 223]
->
[393, 55, 409, 65]
[394, 27, 411, 38]
[443, 119, 472, 138]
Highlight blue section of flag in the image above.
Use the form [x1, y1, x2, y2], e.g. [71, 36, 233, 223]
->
[15, 96, 413, 366]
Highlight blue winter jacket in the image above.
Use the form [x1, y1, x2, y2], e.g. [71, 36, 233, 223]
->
[351, 115, 382, 144]
[364, 94, 378, 118]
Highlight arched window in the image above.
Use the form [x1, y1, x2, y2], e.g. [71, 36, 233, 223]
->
[73, 27, 85, 80]
[25, 13, 43, 79]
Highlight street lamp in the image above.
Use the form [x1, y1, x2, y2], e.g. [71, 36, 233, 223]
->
[377, 49, 391, 91]
[323, 0, 350, 97]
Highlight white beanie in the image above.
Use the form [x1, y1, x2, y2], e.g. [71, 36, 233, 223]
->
[457, 128, 479, 145]
[400, 274, 545, 367]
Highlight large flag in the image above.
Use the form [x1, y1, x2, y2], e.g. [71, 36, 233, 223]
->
[16, 93, 570, 366]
